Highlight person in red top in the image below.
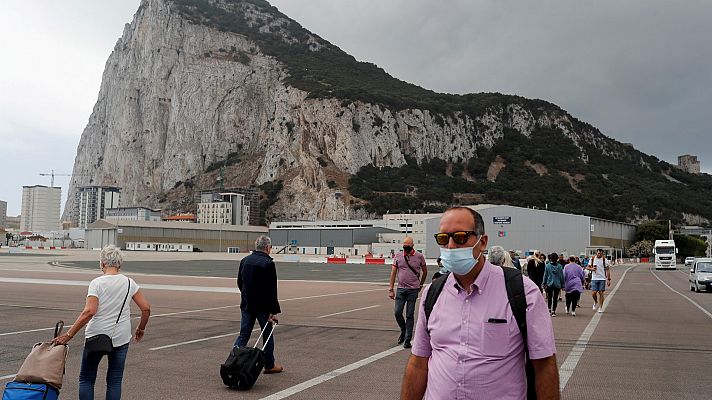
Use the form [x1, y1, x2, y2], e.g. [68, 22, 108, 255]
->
[388, 236, 427, 348]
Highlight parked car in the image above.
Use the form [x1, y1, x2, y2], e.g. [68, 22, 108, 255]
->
[689, 258, 712, 293]
[685, 257, 696, 268]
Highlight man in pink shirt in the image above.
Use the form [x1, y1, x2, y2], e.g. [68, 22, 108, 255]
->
[389, 236, 428, 348]
[401, 207, 560, 399]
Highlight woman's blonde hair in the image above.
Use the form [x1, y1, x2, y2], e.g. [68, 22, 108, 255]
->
[100, 245, 124, 268]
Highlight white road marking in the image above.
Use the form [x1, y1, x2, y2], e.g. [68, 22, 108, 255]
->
[650, 268, 712, 320]
[317, 305, 380, 319]
[0, 374, 16, 381]
[150, 331, 239, 351]
[0, 324, 74, 337]
[558, 265, 634, 392]
[259, 346, 404, 400]
[0, 277, 239, 293]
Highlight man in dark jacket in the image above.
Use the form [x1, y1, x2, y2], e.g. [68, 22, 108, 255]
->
[234, 235, 283, 374]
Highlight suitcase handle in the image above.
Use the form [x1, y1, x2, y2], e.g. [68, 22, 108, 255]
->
[252, 321, 277, 351]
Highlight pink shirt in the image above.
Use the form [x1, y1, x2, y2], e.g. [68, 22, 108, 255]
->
[411, 261, 556, 400]
[392, 250, 426, 289]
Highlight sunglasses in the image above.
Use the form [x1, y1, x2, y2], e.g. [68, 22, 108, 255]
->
[434, 231, 479, 246]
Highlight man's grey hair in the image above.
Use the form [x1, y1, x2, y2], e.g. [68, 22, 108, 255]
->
[444, 207, 485, 236]
[100, 245, 124, 268]
[488, 245, 513, 268]
[255, 235, 272, 252]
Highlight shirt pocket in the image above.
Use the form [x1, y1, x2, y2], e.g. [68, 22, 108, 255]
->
[481, 322, 510, 357]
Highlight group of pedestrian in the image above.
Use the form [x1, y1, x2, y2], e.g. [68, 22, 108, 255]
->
[50, 207, 616, 400]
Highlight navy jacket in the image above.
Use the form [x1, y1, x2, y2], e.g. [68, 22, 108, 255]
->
[237, 251, 281, 314]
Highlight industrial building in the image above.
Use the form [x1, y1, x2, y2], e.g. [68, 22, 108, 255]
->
[269, 205, 635, 259]
[75, 186, 121, 228]
[21, 185, 61, 232]
[423, 205, 635, 259]
[85, 220, 268, 252]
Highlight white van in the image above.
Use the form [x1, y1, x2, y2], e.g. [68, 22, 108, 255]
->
[689, 258, 712, 292]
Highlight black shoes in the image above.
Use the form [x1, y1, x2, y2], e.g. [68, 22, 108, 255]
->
[397, 332, 405, 345]
[403, 341, 412, 349]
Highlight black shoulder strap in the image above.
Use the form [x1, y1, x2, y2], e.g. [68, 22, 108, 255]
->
[502, 267, 537, 400]
[115, 277, 131, 325]
[403, 255, 420, 279]
[424, 272, 449, 324]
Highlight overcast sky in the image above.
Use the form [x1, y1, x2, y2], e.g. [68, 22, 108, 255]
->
[1, 0, 710, 216]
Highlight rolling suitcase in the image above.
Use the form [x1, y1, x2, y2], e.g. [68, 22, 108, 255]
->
[2, 382, 59, 400]
[220, 322, 276, 390]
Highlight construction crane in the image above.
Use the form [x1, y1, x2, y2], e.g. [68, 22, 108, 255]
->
[39, 170, 83, 187]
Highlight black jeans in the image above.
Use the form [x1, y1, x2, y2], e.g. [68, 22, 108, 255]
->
[545, 287, 561, 312]
[565, 291, 581, 311]
[394, 288, 419, 341]
[234, 310, 275, 369]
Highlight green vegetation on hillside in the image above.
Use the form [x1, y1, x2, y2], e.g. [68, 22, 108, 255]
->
[348, 128, 712, 224]
[171, 0, 555, 118]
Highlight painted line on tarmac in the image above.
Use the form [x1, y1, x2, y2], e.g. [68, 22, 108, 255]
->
[651, 268, 712, 320]
[260, 346, 404, 400]
[0, 277, 239, 293]
[558, 265, 634, 392]
[317, 305, 380, 319]
[1, 324, 74, 337]
[0, 374, 16, 382]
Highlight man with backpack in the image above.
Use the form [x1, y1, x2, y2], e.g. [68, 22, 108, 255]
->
[389, 236, 427, 349]
[400, 207, 560, 399]
[587, 249, 612, 313]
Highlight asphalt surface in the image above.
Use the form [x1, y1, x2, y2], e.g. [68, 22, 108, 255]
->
[60, 260, 395, 282]
[2, 252, 712, 399]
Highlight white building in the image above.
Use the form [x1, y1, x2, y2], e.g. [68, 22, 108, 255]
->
[0, 200, 6, 228]
[197, 192, 250, 225]
[20, 185, 61, 232]
[75, 186, 121, 228]
[105, 207, 161, 222]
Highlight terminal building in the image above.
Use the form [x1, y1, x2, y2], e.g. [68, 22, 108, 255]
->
[269, 204, 636, 259]
[105, 207, 162, 222]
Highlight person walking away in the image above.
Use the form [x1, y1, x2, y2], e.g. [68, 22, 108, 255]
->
[401, 207, 559, 399]
[488, 245, 514, 268]
[587, 248, 612, 313]
[563, 256, 585, 316]
[510, 250, 522, 271]
[52, 245, 151, 400]
[234, 235, 283, 374]
[543, 253, 565, 316]
[389, 236, 427, 348]
[527, 250, 545, 292]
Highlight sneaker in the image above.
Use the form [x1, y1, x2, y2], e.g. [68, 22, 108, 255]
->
[571, 311, 576, 316]
[551, 312, 556, 317]
[264, 365, 284, 374]
[397, 332, 405, 345]
[598, 308, 603, 314]
[403, 341, 412, 349]
[592, 304, 597, 310]
[565, 307, 569, 314]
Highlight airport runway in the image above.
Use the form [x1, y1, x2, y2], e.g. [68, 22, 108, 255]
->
[2, 251, 712, 399]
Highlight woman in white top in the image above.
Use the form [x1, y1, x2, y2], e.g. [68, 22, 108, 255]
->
[53, 245, 151, 400]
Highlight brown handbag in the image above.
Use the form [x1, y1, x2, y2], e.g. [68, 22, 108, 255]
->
[14, 321, 69, 390]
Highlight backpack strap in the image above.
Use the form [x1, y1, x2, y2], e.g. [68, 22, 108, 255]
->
[502, 267, 537, 400]
[424, 272, 449, 331]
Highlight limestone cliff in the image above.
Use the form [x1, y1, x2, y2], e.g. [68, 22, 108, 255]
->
[65, 0, 695, 224]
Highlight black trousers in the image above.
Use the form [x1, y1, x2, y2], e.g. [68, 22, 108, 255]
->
[545, 287, 561, 312]
[565, 291, 581, 311]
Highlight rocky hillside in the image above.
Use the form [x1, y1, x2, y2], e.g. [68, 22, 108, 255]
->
[64, 0, 712, 226]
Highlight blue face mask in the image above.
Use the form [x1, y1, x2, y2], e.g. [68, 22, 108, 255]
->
[439, 236, 483, 275]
